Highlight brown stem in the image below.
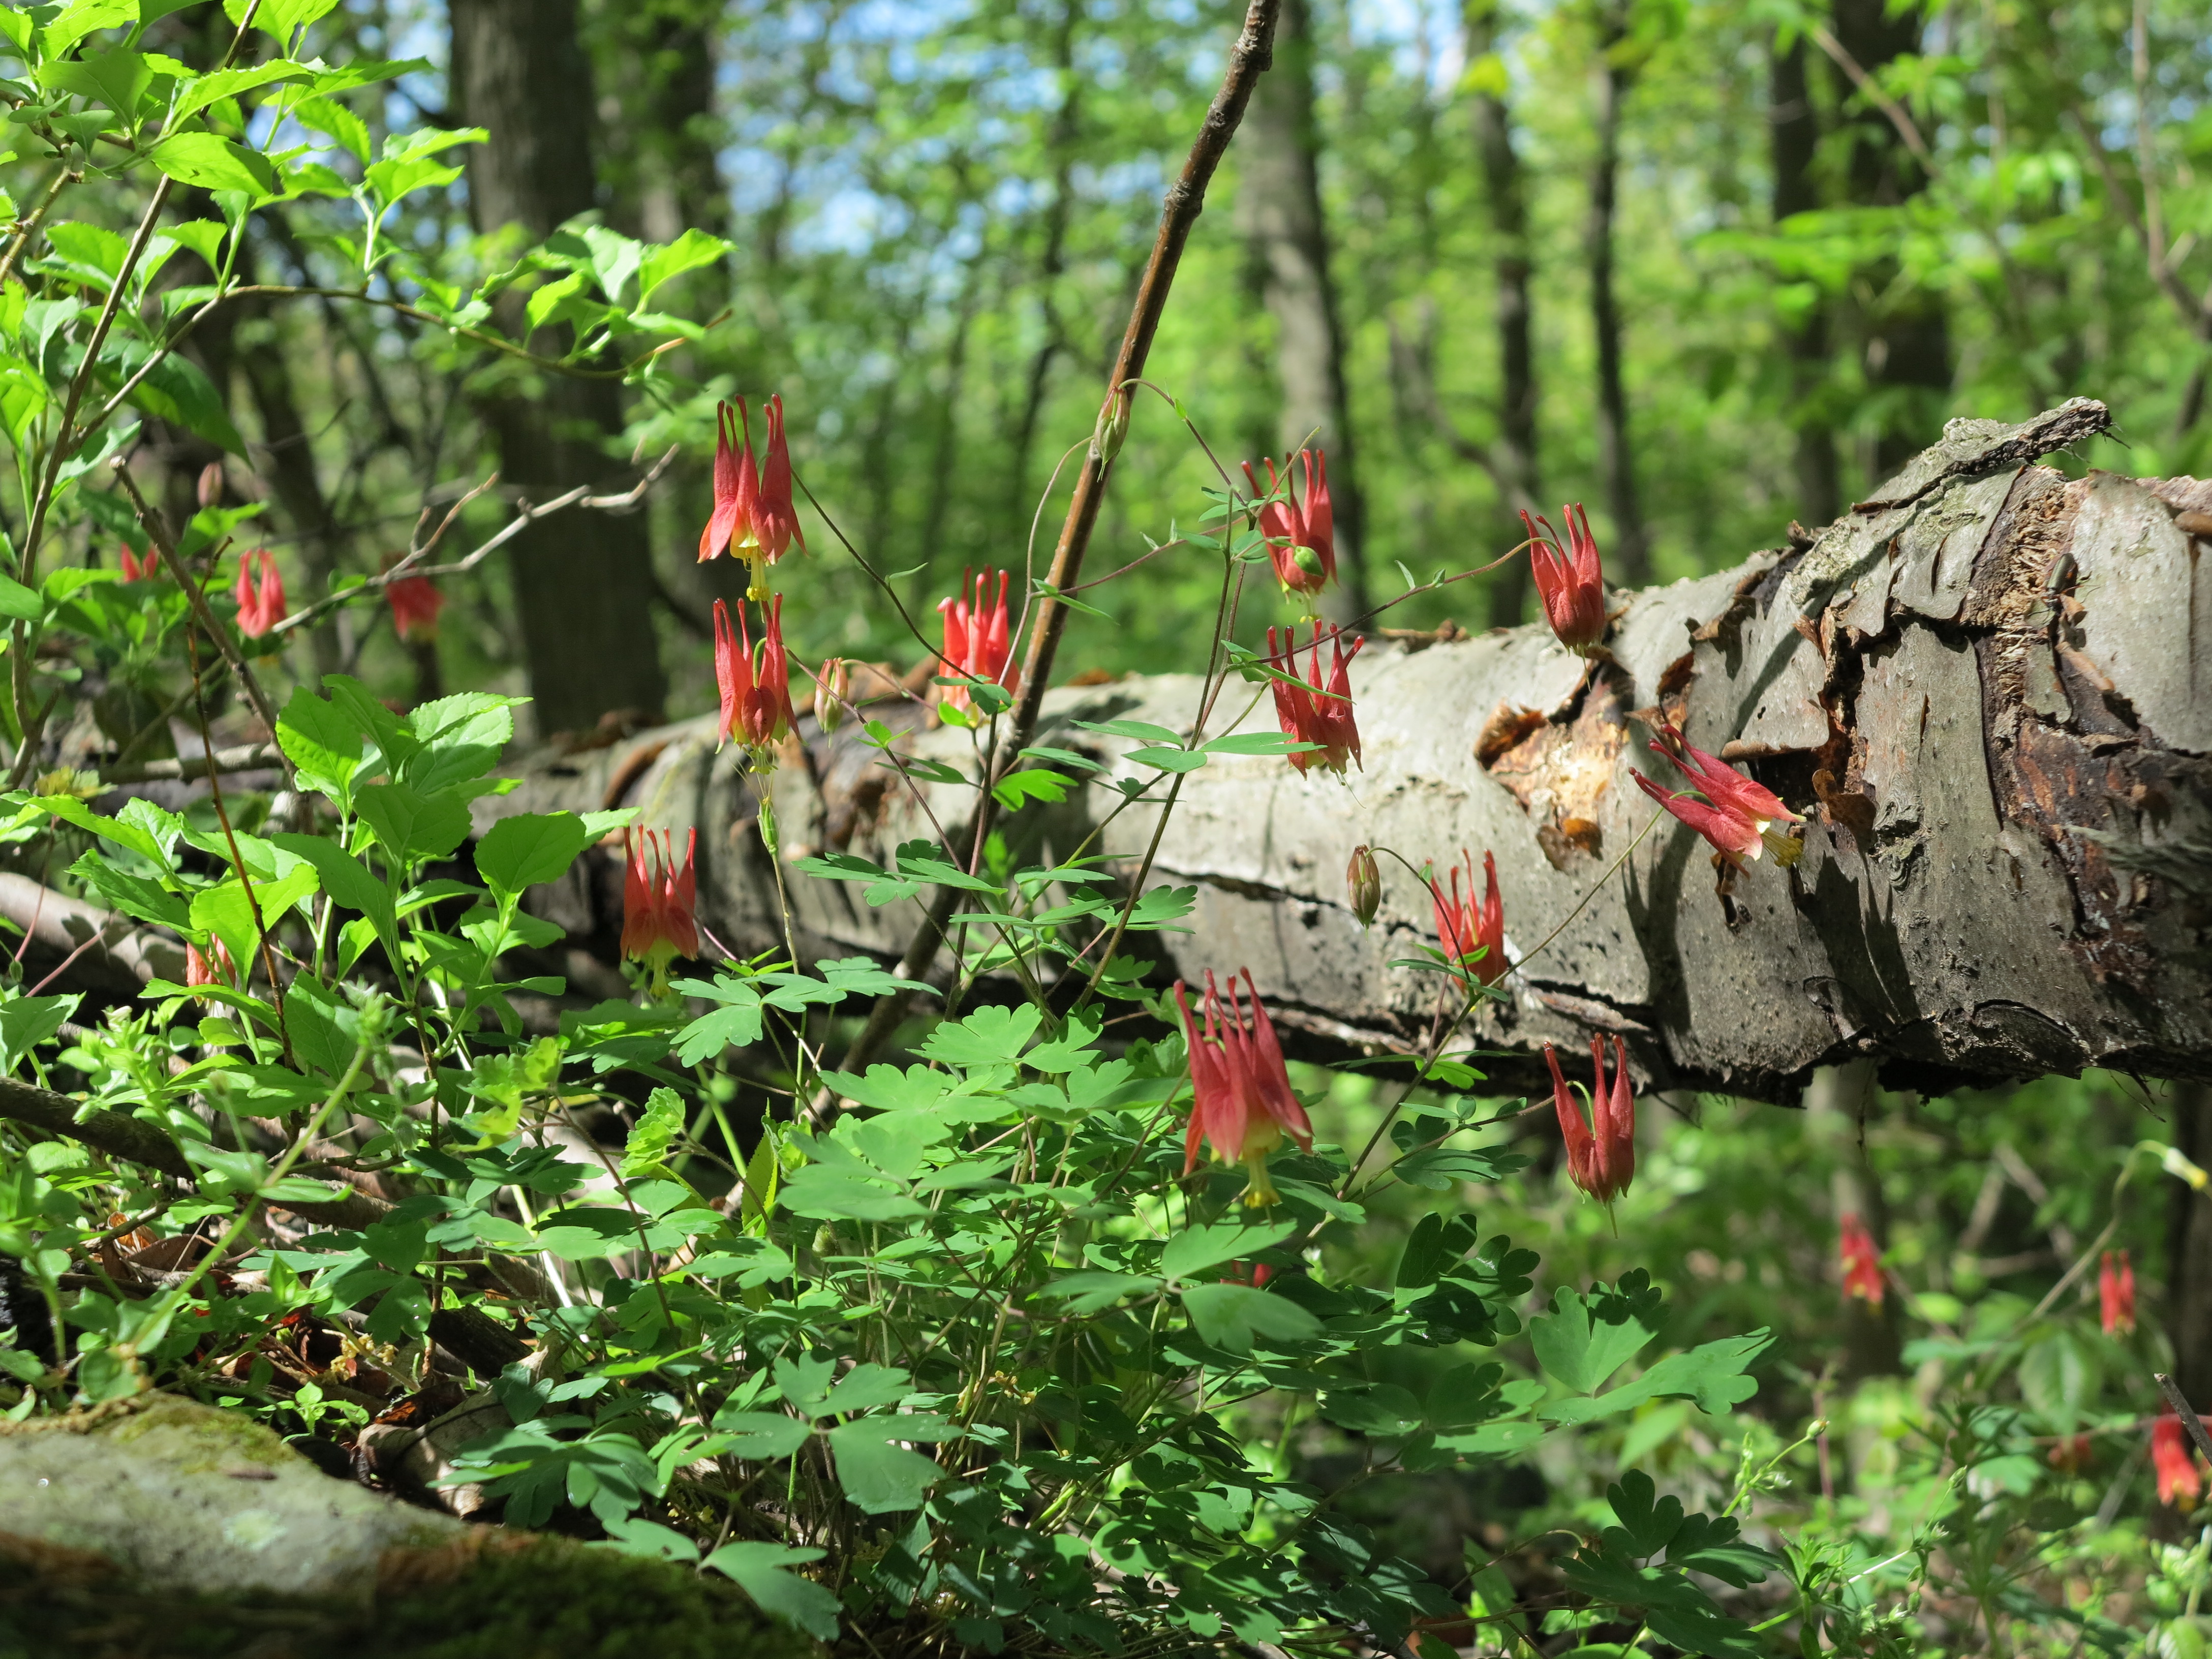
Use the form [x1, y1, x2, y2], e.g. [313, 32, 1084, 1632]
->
[835, 0, 1284, 1073]
[109, 460, 287, 745]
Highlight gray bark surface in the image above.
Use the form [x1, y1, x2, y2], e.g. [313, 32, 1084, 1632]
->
[487, 401, 2212, 1104]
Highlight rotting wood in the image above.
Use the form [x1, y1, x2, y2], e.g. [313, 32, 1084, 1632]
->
[484, 400, 2209, 1104]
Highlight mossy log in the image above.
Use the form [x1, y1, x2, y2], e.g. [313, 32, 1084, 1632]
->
[0, 1394, 809, 1659]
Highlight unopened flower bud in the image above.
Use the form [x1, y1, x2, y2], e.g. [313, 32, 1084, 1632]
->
[1094, 389, 1131, 464]
[815, 657, 851, 733]
[1346, 844, 1380, 927]
[195, 461, 224, 509]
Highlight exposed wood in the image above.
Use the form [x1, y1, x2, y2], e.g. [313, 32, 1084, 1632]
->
[488, 400, 2212, 1104]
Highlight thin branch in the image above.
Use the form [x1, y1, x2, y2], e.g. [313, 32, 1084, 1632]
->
[110, 460, 288, 749]
[99, 742, 285, 785]
[267, 446, 678, 640]
[835, 0, 1285, 1073]
[1805, 22, 1933, 169]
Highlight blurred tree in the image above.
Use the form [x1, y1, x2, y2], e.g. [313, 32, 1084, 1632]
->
[1238, 0, 1371, 621]
[1828, 0, 1951, 475]
[450, 0, 667, 734]
[1464, 0, 1538, 626]
[1584, 0, 1646, 585]
[1768, 27, 1839, 528]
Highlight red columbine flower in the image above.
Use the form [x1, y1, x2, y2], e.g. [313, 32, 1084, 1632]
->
[714, 596, 795, 756]
[119, 545, 160, 582]
[699, 396, 803, 599]
[1633, 719, 1805, 869]
[699, 397, 760, 567]
[2046, 1433, 2093, 1473]
[1174, 967, 1314, 1209]
[2100, 1249, 2136, 1336]
[1545, 1036, 1634, 1205]
[752, 394, 804, 582]
[384, 562, 445, 643]
[938, 568, 1019, 714]
[1838, 1213, 1885, 1308]
[1266, 621, 1362, 775]
[621, 827, 698, 987]
[185, 936, 234, 994]
[1522, 503, 1607, 655]
[1242, 449, 1335, 603]
[233, 550, 286, 638]
[1430, 849, 1506, 989]
[2156, 1414, 2204, 1509]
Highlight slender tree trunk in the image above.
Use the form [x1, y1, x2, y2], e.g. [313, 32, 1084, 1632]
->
[1831, 0, 1951, 477]
[1806, 1062, 1902, 1376]
[1237, 0, 1371, 623]
[1586, 0, 1646, 585]
[1769, 30, 1841, 528]
[2169, 1082, 2212, 1406]
[1006, 2, 1083, 534]
[1465, 0, 1537, 628]
[449, 0, 666, 736]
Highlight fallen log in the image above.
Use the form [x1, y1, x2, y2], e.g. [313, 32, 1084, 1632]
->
[483, 400, 2212, 1103]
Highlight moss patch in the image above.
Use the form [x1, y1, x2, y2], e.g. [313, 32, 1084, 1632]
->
[0, 1531, 813, 1659]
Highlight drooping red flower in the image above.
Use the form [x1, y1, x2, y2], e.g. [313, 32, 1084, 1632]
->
[185, 936, 234, 993]
[1266, 621, 1362, 775]
[714, 596, 796, 755]
[1545, 1036, 1635, 1205]
[2156, 1414, 2204, 1509]
[1634, 719, 1805, 869]
[937, 568, 1019, 714]
[752, 394, 805, 574]
[1521, 503, 1608, 655]
[1839, 1213, 1885, 1308]
[2045, 1433, 2093, 1473]
[118, 545, 161, 582]
[2099, 1249, 2136, 1337]
[233, 549, 286, 639]
[621, 827, 698, 982]
[1430, 849, 1506, 989]
[699, 397, 759, 566]
[1174, 967, 1314, 1209]
[1221, 1261, 1275, 1288]
[384, 565, 445, 643]
[1242, 449, 1335, 601]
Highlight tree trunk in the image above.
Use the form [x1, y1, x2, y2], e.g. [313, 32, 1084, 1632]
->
[1586, 1, 1646, 586]
[1465, 0, 1538, 628]
[485, 400, 2212, 1104]
[1237, 0, 1371, 623]
[450, 0, 666, 738]
[1005, 2, 1083, 535]
[1769, 30, 1840, 530]
[1830, 0, 1951, 476]
[2169, 1081, 2212, 1406]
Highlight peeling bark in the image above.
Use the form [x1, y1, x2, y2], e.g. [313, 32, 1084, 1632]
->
[484, 401, 2212, 1104]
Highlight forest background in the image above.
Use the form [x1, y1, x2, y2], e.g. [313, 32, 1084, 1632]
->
[8, 0, 2212, 1651]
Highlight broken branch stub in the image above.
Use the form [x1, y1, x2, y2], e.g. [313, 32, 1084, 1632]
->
[484, 398, 2212, 1103]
